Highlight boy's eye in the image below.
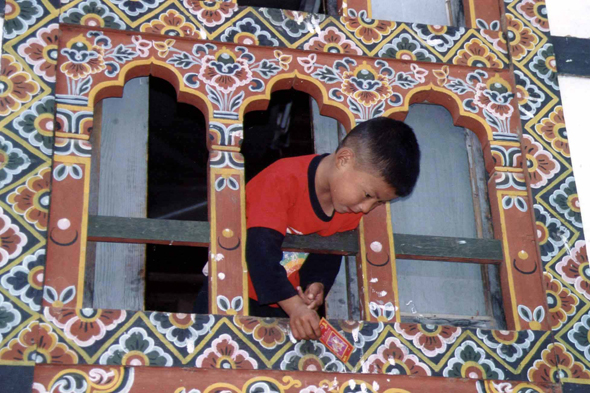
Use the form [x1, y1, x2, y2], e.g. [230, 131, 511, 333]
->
[365, 193, 372, 198]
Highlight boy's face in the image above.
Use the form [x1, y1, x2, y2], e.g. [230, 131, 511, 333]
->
[331, 149, 398, 215]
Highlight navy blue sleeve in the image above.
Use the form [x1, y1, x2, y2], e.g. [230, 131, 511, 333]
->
[246, 227, 298, 305]
[299, 253, 343, 296]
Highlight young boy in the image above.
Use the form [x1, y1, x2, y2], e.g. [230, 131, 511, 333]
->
[246, 117, 420, 341]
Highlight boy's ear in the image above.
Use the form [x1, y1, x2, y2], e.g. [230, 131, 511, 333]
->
[335, 147, 355, 169]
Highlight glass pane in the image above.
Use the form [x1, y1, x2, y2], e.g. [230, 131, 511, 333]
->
[371, 0, 457, 26]
[390, 104, 488, 317]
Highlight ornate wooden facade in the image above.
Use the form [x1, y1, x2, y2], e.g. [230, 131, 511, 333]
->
[0, 0, 587, 392]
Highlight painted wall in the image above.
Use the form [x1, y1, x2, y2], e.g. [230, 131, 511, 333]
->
[546, 0, 590, 241]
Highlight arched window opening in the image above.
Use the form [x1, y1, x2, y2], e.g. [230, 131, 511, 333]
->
[86, 76, 209, 313]
[242, 89, 354, 319]
[390, 103, 504, 329]
[371, 0, 465, 26]
[238, 0, 325, 13]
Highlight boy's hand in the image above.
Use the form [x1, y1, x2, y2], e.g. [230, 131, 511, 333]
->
[278, 295, 321, 340]
[297, 283, 325, 311]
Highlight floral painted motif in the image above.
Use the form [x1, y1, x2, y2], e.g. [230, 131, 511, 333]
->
[514, 70, 545, 120]
[302, 57, 418, 121]
[1, 248, 45, 312]
[7, 167, 51, 231]
[534, 204, 569, 263]
[149, 312, 214, 348]
[199, 47, 253, 94]
[17, 23, 59, 83]
[140, 9, 198, 37]
[517, 135, 560, 189]
[184, 0, 237, 28]
[481, 14, 538, 62]
[0, 206, 27, 268]
[544, 272, 578, 330]
[550, 177, 582, 228]
[476, 329, 535, 363]
[60, 34, 107, 80]
[32, 367, 135, 393]
[517, 0, 550, 32]
[13, 95, 54, 155]
[556, 240, 589, 301]
[0, 135, 31, 188]
[378, 33, 436, 63]
[0, 292, 21, 343]
[61, 0, 126, 30]
[0, 321, 78, 364]
[528, 343, 590, 382]
[530, 43, 558, 90]
[445, 70, 514, 133]
[109, 0, 166, 17]
[535, 105, 569, 157]
[362, 336, 431, 376]
[280, 339, 345, 372]
[220, 18, 279, 47]
[568, 312, 590, 362]
[44, 307, 127, 347]
[412, 24, 465, 52]
[341, 9, 396, 45]
[99, 327, 173, 366]
[196, 333, 258, 369]
[0, 54, 40, 116]
[337, 320, 383, 349]
[3, 0, 44, 39]
[453, 39, 502, 68]
[233, 316, 289, 349]
[261, 8, 325, 39]
[304, 27, 362, 56]
[394, 323, 461, 357]
[442, 341, 505, 380]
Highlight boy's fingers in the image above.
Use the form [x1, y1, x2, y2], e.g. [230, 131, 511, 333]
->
[303, 319, 316, 340]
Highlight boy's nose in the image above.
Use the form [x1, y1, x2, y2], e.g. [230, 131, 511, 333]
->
[359, 201, 374, 214]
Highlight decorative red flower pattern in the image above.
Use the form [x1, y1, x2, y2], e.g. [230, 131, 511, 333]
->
[233, 316, 288, 349]
[195, 333, 258, 369]
[453, 39, 502, 69]
[528, 343, 590, 382]
[0, 321, 78, 364]
[556, 241, 589, 301]
[183, 0, 237, 27]
[7, 167, 51, 231]
[44, 307, 127, 347]
[304, 27, 362, 55]
[341, 10, 396, 45]
[543, 272, 578, 330]
[60, 34, 106, 80]
[17, 24, 59, 82]
[0, 55, 40, 116]
[198, 48, 253, 94]
[517, 135, 560, 189]
[0, 206, 27, 268]
[362, 336, 431, 376]
[536, 106, 569, 157]
[140, 9, 198, 37]
[517, 0, 550, 32]
[341, 62, 393, 107]
[395, 323, 462, 357]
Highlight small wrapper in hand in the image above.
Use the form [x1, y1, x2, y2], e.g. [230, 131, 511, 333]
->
[319, 318, 353, 363]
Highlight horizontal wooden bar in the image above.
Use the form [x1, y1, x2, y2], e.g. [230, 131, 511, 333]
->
[552, 35, 590, 77]
[87, 215, 502, 264]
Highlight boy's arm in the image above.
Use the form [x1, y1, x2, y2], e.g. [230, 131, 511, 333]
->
[246, 227, 298, 304]
[299, 253, 343, 296]
[247, 227, 321, 340]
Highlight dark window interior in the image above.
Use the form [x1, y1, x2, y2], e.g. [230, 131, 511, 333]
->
[146, 77, 314, 312]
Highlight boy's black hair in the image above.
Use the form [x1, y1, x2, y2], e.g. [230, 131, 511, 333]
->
[339, 117, 420, 198]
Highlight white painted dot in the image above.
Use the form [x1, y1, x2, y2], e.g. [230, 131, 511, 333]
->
[36, 272, 44, 282]
[130, 359, 142, 366]
[243, 38, 254, 45]
[40, 196, 50, 206]
[88, 20, 98, 26]
[370, 241, 382, 253]
[218, 272, 225, 280]
[57, 218, 71, 230]
[47, 121, 54, 131]
[468, 372, 478, 379]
